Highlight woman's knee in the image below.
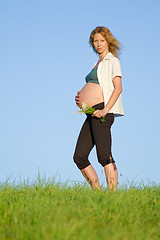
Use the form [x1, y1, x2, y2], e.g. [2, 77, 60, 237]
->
[73, 152, 91, 170]
[98, 155, 115, 167]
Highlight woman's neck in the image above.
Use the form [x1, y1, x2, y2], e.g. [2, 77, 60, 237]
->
[99, 50, 110, 61]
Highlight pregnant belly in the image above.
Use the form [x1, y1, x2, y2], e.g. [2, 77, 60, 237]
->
[77, 83, 104, 108]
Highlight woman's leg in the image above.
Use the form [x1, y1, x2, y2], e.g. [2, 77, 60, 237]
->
[91, 103, 117, 191]
[81, 165, 101, 190]
[104, 163, 118, 191]
[73, 117, 101, 190]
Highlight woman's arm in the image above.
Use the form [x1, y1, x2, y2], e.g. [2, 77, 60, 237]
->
[93, 76, 122, 118]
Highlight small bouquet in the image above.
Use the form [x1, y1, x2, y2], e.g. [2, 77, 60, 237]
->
[75, 101, 105, 123]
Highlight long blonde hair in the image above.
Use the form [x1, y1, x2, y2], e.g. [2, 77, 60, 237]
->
[89, 26, 121, 58]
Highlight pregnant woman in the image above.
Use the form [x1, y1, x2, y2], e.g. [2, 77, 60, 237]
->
[73, 26, 124, 191]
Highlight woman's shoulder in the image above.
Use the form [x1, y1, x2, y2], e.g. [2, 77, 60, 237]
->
[104, 53, 121, 68]
[93, 53, 120, 68]
[104, 52, 120, 61]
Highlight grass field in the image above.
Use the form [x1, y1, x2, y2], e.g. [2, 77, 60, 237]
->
[0, 175, 160, 240]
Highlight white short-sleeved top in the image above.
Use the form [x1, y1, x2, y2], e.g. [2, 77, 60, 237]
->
[93, 52, 124, 117]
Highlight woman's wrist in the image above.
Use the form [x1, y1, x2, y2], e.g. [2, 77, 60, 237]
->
[102, 107, 109, 116]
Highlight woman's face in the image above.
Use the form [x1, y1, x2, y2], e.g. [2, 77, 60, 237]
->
[93, 33, 109, 55]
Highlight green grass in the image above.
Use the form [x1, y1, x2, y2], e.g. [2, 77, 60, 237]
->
[0, 175, 160, 240]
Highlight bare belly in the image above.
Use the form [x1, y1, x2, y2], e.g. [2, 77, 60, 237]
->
[77, 83, 104, 108]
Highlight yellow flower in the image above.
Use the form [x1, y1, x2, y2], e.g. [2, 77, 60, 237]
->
[81, 101, 88, 111]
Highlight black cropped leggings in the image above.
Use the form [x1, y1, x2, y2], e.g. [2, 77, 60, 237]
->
[73, 102, 115, 170]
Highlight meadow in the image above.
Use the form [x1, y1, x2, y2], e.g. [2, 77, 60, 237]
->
[0, 175, 160, 240]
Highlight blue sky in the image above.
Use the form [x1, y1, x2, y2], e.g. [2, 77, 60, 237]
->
[1, 0, 160, 187]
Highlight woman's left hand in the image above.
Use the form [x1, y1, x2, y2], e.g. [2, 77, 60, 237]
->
[92, 109, 107, 118]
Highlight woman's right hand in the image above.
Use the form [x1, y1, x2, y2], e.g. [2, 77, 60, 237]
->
[75, 91, 80, 107]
